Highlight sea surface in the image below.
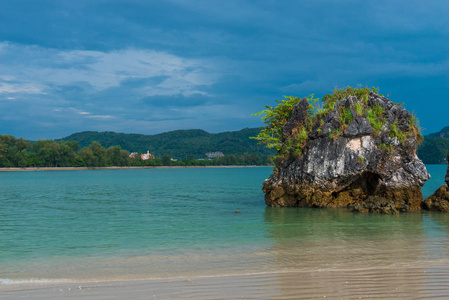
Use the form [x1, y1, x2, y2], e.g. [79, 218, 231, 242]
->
[1, 165, 449, 284]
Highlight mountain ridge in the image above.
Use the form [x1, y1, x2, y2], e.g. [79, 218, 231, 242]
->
[58, 127, 275, 159]
[427, 126, 449, 138]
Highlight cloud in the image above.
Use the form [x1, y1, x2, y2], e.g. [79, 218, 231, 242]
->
[0, 43, 218, 94]
[0, 81, 45, 95]
[140, 94, 210, 108]
[0, 42, 226, 138]
[85, 115, 115, 119]
[51, 107, 113, 120]
[0, 0, 448, 139]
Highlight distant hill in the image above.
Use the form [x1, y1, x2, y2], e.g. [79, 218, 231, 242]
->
[427, 126, 449, 138]
[418, 126, 449, 164]
[58, 128, 275, 159]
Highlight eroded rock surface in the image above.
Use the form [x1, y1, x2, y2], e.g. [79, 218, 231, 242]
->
[263, 92, 430, 213]
[353, 196, 409, 214]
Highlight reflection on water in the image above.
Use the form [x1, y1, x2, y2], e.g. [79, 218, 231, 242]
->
[422, 211, 449, 261]
[263, 207, 427, 270]
[262, 207, 449, 299]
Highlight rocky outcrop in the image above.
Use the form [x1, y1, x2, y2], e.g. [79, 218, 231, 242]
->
[263, 92, 430, 214]
[423, 185, 449, 212]
[423, 153, 449, 212]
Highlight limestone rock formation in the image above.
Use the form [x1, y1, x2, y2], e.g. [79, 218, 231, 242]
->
[262, 91, 430, 213]
[423, 153, 449, 212]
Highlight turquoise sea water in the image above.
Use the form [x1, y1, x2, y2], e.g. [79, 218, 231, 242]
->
[0, 165, 449, 283]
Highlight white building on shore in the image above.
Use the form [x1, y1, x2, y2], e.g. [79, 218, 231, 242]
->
[141, 151, 153, 160]
[206, 151, 224, 159]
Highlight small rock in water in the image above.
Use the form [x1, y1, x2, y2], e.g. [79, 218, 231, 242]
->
[423, 152, 449, 212]
[423, 185, 449, 212]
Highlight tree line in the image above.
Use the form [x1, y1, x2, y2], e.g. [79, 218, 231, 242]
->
[417, 136, 449, 164]
[0, 135, 271, 168]
[58, 128, 275, 158]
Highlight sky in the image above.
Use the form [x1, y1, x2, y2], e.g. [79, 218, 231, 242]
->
[0, 0, 448, 140]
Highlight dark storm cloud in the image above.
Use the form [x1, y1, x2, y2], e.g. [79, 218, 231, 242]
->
[0, 0, 447, 139]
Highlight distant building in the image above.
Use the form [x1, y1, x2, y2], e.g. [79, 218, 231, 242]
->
[130, 151, 154, 160]
[206, 151, 224, 159]
[141, 151, 154, 160]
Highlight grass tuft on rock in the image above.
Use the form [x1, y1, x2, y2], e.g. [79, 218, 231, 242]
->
[252, 86, 422, 167]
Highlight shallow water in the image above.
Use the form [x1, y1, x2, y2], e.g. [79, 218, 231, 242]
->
[0, 165, 448, 283]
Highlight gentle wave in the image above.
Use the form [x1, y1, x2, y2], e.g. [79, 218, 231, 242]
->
[2, 267, 449, 299]
[0, 278, 69, 285]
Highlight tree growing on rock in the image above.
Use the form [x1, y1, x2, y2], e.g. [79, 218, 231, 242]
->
[254, 86, 429, 214]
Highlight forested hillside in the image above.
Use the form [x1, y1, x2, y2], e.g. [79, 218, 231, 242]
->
[0, 128, 274, 168]
[59, 128, 274, 159]
[417, 126, 449, 164]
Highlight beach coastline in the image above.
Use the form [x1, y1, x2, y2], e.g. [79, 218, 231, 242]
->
[2, 266, 449, 299]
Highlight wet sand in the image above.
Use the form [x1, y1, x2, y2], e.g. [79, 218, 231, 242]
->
[2, 266, 449, 299]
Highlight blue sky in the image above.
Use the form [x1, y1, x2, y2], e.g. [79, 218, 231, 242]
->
[0, 0, 448, 140]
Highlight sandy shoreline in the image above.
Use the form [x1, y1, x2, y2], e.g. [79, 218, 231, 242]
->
[0, 165, 270, 172]
[2, 267, 449, 299]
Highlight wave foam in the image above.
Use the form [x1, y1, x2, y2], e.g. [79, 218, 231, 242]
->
[0, 278, 68, 285]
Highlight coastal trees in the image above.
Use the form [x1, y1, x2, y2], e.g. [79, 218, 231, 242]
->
[0, 135, 12, 166]
[59, 141, 79, 166]
[7, 146, 28, 167]
[35, 140, 61, 167]
[78, 147, 95, 167]
[58, 128, 274, 158]
[79, 143, 130, 167]
[106, 145, 130, 166]
[89, 142, 107, 166]
[28, 140, 80, 167]
[0, 131, 273, 168]
[161, 154, 172, 166]
[0, 135, 30, 167]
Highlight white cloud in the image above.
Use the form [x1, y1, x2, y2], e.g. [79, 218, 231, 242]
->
[0, 81, 46, 95]
[85, 115, 115, 119]
[0, 43, 220, 98]
[50, 107, 113, 119]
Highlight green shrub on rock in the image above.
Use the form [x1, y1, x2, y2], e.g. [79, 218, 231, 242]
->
[253, 86, 423, 168]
